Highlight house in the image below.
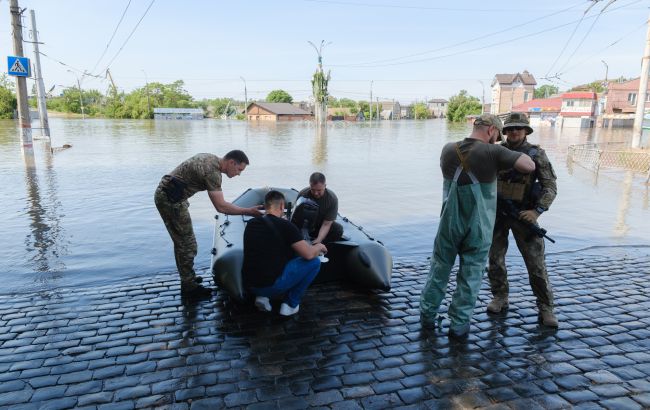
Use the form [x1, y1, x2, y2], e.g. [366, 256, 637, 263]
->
[400, 105, 413, 119]
[512, 97, 562, 127]
[153, 108, 204, 120]
[557, 92, 597, 128]
[427, 99, 448, 118]
[490, 71, 537, 114]
[378, 101, 401, 119]
[602, 78, 648, 128]
[246, 102, 313, 121]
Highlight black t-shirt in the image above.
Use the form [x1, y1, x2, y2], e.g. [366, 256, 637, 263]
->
[242, 215, 303, 288]
[440, 138, 522, 185]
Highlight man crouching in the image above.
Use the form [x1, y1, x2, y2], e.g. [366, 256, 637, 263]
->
[242, 190, 328, 316]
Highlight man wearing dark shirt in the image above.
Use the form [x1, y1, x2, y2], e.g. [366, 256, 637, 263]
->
[243, 190, 328, 316]
[419, 114, 536, 339]
[297, 172, 343, 244]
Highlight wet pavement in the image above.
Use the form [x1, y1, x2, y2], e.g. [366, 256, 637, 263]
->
[0, 246, 649, 409]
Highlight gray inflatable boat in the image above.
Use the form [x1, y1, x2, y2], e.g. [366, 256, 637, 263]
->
[211, 187, 392, 302]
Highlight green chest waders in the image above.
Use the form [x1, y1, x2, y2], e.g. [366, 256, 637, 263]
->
[420, 147, 497, 327]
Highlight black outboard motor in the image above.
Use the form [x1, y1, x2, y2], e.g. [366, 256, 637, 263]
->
[290, 197, 319, 241]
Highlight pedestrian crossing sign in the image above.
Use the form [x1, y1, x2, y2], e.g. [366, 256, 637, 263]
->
[7, 56, 30, 77]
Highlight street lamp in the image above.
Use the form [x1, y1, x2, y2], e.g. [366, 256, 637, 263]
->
[67, 70, 85, 119]
[142, 69, 151, 118]
[240, 76, 248, 121]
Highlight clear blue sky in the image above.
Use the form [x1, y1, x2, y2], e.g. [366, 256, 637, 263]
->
[1, 0, 648, 104]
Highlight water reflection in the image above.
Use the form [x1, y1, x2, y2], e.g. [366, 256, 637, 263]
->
[614, 171, 634, 237]
[23, 142, 67, 282]
[312, 124, 327, 164]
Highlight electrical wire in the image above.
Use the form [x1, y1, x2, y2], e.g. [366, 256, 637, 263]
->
[304, 0, 571, 13]
[89, 0, 132, 76]
[99, 0, 155, 75]
[330, 0, 585, 68]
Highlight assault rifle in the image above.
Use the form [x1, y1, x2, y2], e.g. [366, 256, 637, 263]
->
[498, 198, 556, 243]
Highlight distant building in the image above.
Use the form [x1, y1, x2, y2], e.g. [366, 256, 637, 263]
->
[246, 102, 313, 121]
[490, 71, 537, 114]
[400, 105, 413, 119]
[427, 99, 448, 118]
[558, 92, 597, 128]
[378, 101, 401, 119]
[154, 108, 204, 120]
[512, 97, 562, 128]
[601, 78, 647, 128]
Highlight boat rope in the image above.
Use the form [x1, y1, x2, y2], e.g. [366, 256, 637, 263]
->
[341, 214, 376, 242]
[219, 218, 233, 247]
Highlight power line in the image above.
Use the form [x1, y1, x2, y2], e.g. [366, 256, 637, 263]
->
[304, 0, 573, 13]
[556, 0, 621, 75]
[98, 0, 155, 76]
[89, 0, 133, 75]
[329, 0, 585, 68]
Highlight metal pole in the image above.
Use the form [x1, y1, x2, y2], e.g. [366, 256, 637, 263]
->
[369, 80, 373, 123]
[68, 70, 85, 119]
[29, 9, 49, 140]
[142, 69, 151, 118]
[10, 0, 33, 153]
[240, 76, 247, 121]
[633, 12, 650, 148]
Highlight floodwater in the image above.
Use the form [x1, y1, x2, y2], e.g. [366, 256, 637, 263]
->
[1, 118, 648, 295]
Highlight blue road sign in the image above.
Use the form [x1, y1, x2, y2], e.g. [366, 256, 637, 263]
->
[7, 56, 30, 77]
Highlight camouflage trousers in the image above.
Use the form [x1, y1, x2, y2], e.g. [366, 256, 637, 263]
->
[487, 215, 554, 310]
[154, 186, 197, 286]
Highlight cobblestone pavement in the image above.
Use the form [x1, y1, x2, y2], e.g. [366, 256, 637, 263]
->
[1, 246, 649, 409]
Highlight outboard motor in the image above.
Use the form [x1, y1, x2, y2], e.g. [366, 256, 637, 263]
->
[290, 197, 319, 241]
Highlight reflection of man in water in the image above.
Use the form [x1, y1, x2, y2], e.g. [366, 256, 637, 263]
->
[296, 172, 343, 244]
[154, 150, 262, 298]
[486, 112, 558, 327]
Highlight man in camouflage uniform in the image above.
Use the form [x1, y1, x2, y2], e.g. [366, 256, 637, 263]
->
[486, 112, 559, 327]
[154, 150, 262, 298]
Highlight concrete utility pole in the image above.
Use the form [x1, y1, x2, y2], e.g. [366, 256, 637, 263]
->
[68, 70, 85, 119]
[10, 0, 33, 153]
[376, 97, 379, 121]
[632, 11, 650, 148]
[142, 69, 151, 118]
[29, 9, 49, 141]
[240, 76, 247, 121]
[308, 40, 331, 126]
[369, 80, 373, 123]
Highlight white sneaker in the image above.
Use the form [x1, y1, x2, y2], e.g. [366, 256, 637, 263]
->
[279, 303, 299, 316]
[254, 296, 271, 312]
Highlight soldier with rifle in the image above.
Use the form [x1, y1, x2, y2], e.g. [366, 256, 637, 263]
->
[486, 112, 559, 327]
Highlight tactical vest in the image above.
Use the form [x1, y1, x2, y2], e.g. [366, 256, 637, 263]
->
[496, 145, 539, 204]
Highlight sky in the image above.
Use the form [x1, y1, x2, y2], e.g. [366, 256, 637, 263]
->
[1, 0, 649, 104]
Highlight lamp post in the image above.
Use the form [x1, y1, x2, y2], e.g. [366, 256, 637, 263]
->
[142, 69, 151, 118]
[240, 76, 248, 121]
[478, 80, 485, 113]
[67, 70, 85, 119]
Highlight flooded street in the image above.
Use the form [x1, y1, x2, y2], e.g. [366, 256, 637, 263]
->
[1, 118, 648, 295]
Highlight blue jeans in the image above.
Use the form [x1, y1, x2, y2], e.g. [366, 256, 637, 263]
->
[251, 257, 321, 307]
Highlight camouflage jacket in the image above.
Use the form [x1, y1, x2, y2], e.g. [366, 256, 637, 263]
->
[498, 139, 557, 211]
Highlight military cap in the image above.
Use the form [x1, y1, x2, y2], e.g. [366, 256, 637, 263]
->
[473, 113, 503, 140]
[503, 112, 533, 135]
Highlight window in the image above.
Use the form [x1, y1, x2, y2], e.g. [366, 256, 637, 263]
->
[628, 93, 637, 105]
[524, 91, 529, 102]
[566, 100, 575, 107]
[646, 94, 650, 102]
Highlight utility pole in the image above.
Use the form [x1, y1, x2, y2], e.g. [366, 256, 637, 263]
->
[10, 0, 33, 154]
[376, 97, 379, 121]
[142, 69, 151, 118]
[369, 80, 373, 123]
[68, 70, 85, 119]
[29, 9, 49, 141]
[632, 12, 650, 148]
[308, 40, 331, 126]
[240, 76, 247, 121]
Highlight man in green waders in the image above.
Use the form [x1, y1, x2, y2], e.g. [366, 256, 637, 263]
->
[420, 114, 536, 339]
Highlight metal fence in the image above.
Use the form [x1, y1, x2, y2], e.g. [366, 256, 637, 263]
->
[567, 143, 650, 182]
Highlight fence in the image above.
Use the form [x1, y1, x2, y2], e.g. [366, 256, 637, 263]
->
[567, 142, 650, 183]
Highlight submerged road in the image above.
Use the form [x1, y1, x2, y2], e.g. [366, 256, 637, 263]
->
[0, 246, 649, 409]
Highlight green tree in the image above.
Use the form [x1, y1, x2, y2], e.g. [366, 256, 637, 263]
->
[570, 80, 605, 93]
[413, 102, 429, 119]
[0, 87, 16, 119]
[446, 90, 482, 122]
[534, 84, 559, 99]
[266, 89, 293, 103]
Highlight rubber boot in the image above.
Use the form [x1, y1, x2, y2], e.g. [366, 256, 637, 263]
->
[538, 307, 559, 327]
[487, 295, 509, 314]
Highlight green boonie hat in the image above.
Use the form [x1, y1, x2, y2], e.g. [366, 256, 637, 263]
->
[473, 113, 503, 140]
[503, 112, 533, 135]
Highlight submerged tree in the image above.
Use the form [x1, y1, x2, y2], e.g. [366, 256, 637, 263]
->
[447, 90, 482, 122]
[266, 90, 293, 103]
